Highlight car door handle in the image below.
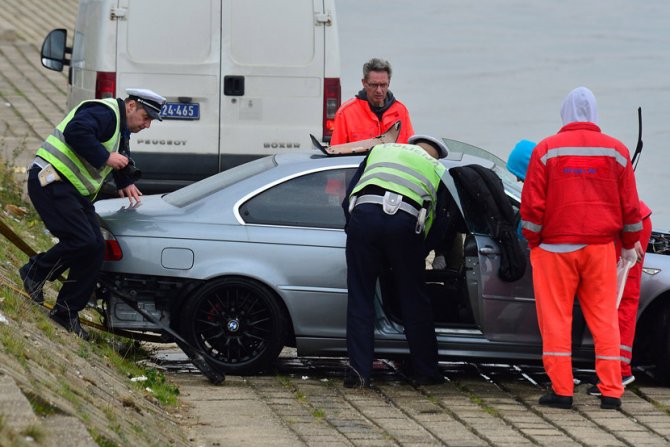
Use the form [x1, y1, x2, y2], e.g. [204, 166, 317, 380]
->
[479, 246, 496, 255]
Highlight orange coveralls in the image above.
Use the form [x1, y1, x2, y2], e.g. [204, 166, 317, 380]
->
[521, 121, 642, 398]
[616, 201, 652, 376]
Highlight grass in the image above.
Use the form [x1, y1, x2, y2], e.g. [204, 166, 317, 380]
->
[452, 381, 501, 417]
[90, 429, 120, 447]
[23, 390, 64, 417]
[312, 408, 326, 418]
[276, 374, 328, 421]
[143, 368, 180, 406]
[0, 156, 184, 444]
[95, 339, 180, 406]
[0, 324, 29, 369]
[0, 154, 181, 406]
[21, 425, 45, 443]
[57, 378, 81, 406]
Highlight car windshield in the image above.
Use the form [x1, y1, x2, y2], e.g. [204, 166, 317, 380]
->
[164, 156, 277, 207]
[443, 138, 522, 201]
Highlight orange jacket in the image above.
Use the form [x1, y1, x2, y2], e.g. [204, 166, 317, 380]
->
[521, 122, 642, 249]
[331, 97, 414, 145]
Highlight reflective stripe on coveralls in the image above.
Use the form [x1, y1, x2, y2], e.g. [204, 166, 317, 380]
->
[540, 146, 629, 167]
[36, 98, 120, 197]
[524, 144, 643, 243]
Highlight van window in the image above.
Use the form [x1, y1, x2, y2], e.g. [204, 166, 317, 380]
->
[126, 0, 214, 63]
[230, 0, 315, 66]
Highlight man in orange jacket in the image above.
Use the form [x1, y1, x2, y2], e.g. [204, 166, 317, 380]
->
[521, 87, 642, 410]
[331, 58, 414, 145]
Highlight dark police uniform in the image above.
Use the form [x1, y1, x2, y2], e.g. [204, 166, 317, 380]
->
[342, 136, 449, 386]
[20, 89, 164, 338]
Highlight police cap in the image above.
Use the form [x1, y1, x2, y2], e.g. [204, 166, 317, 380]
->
[126, 88, 166, 121]
[408, 134, 449, 159]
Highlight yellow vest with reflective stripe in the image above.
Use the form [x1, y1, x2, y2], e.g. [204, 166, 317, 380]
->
[351, 143, 446, 234]
[36, 98, 121, 198]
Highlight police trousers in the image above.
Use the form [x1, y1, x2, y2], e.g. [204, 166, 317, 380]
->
[27, 167, 105, 317]
[345, 203, 439, 379]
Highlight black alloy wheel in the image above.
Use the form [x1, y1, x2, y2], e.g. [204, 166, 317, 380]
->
[180, 277, 287, 375]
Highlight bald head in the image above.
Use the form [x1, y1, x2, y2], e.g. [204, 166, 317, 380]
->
[417, 142, 440, 159]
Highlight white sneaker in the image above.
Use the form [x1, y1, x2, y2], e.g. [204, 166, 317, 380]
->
[622, 375, 636, 387]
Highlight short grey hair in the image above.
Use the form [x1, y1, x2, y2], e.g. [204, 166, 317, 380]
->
[363, 58, 392, 80]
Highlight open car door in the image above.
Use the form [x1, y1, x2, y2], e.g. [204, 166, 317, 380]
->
[440, 157, 541, 344]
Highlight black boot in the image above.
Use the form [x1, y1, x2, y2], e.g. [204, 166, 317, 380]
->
[19, 263, 44, 304]
[600, 396, 622, 410]
[539, 390, 573, 409]
[49, 309, 90, 340]
[343, 366, 370, 388]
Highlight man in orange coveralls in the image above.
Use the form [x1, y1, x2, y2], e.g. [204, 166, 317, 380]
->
[521, 86, 642, 410]
[331, 58, 414, 145]
[588, 200, 652, 394]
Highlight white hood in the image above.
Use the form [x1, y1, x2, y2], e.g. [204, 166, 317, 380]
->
[560, 86, 599, 125]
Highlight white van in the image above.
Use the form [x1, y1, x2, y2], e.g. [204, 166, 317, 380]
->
[40, 0, 341, 192]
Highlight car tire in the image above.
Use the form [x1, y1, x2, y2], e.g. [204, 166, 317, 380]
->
[180, 277, 288, 375]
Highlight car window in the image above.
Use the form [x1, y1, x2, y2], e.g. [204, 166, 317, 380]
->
[240, 168, 357, 229]
[444, 138, 522, 202]
[164, 156, 277, 207]
[450, 166, 521, 236]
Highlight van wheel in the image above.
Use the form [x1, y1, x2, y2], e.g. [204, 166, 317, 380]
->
[180, 277, 287, 375]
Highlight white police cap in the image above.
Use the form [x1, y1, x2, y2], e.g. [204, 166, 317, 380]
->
[125, 88, 166, 121]
[408, 134, 449, 159]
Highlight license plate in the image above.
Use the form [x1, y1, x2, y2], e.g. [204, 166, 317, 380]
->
[160, 102, 200, 120]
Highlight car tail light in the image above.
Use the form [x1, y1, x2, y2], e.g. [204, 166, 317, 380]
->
[322, 78, 341, 143]
[101, 227, 122, 261]
[95, 72, 116, 99]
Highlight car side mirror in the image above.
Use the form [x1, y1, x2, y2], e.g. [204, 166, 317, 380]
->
[40, 29, 71, 72]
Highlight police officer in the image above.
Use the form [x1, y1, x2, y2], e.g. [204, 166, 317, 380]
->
[342, 135, 449, 387]
[19, 88, 165, 339]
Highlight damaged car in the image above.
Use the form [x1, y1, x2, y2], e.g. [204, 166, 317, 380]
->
[93, 139, 670, 380]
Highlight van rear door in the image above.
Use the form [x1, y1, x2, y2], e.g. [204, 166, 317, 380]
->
[115, 0, 222, 191]
[219, 0, 330, 170]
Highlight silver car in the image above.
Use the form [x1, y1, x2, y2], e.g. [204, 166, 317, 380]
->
[94, 139, 670, 380]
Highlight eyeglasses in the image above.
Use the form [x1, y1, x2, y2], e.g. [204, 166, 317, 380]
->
[365, 82, 389, 90]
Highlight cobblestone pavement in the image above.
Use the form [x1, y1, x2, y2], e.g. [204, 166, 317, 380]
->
[153, 347, 670, 447]
[3, 3, 670, 446]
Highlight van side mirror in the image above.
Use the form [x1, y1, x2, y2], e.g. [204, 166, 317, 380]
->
[41, 29, 71, 72]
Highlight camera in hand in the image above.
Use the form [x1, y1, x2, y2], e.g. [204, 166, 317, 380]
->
[119, 152, 142, 181]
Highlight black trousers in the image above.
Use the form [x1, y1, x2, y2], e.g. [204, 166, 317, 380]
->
[345, 203, 439, 379]
[26, 167, 104, 317]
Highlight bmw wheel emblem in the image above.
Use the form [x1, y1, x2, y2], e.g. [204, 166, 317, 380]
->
[227, 319, 240, 332]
